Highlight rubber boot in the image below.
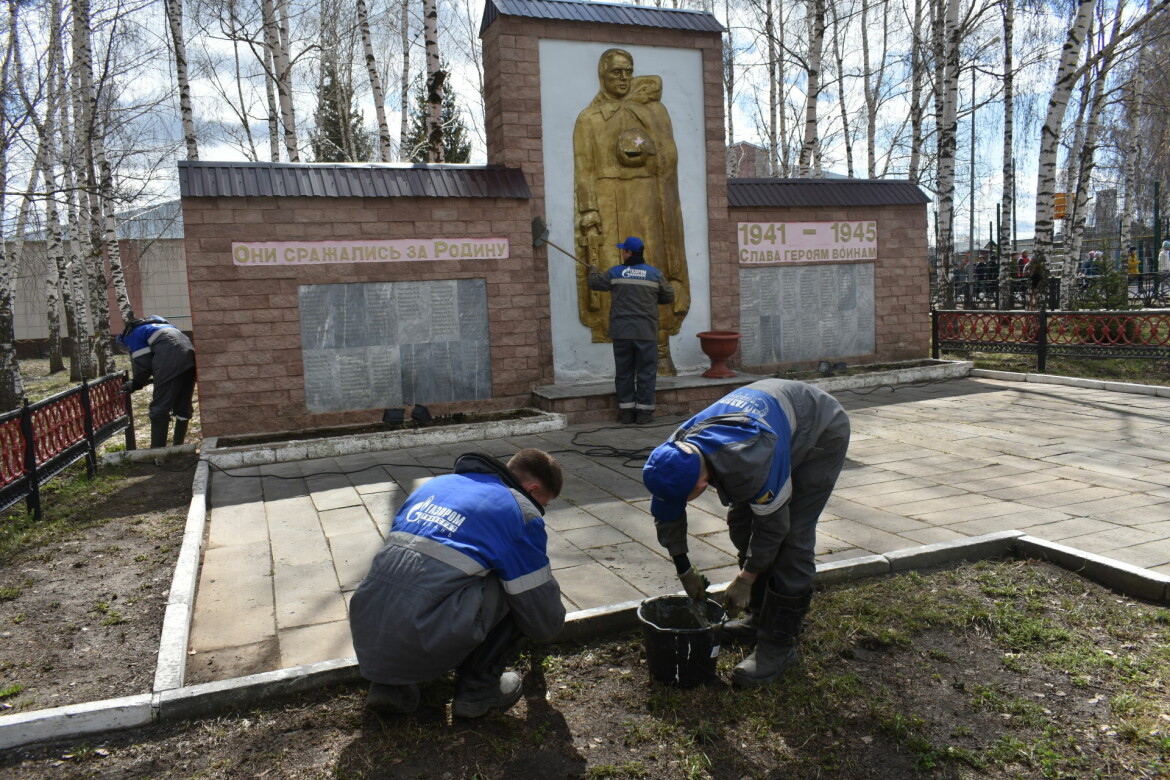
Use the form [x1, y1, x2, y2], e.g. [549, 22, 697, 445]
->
[452, 617, 524, 719]
[366, 682, 420, 715]
[721, 572, 771, 643]
[719, 613, 757, 643]
[150, 418, 170, 449]
[731, 588, 810, 688]
[171, 418, 189, 446]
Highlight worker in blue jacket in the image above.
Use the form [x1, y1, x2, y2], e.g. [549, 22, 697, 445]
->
[115, 316, 197, 449]
[349, 449, 566, 717]
[588, 236, 675, 425]
[642, 379, 850, 687]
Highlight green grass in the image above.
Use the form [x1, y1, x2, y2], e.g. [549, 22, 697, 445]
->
[0, 461, 131, 563]
[943, 350, 1170, 386]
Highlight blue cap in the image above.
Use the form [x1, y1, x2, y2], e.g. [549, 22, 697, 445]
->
[616, 236, 644, 252]
[642, 441, 701, 523]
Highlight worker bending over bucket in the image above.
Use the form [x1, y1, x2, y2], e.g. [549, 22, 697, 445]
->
[349, 449, 565, 717]
[642, 379, 850, 687]
[116, 316, 197, 449]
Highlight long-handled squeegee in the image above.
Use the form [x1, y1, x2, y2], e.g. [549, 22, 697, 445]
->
[531, 216, 592, 268]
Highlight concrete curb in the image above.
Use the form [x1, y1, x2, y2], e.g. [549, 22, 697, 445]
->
[4, 529, 1168, 751]
[152, 458, 210, 693]
[201, 410, 568, 470]
[971, 369, 1170, 398]
[809, 359, 972, 393]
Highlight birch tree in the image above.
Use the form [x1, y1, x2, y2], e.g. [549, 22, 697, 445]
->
[422, 0, 444, 162]
[71, 0, 119, 375]
[356, 0, 392, 161]
[934, 0, 963, 308]
[399, 0, 412, 158]
[829, 0, 855, 177]
[1031, 0, 1098, 279]
[0, 0, 26, 410]
[262, 0, 299, 160]
[906, 0, 927, 184]
[1060, 7, 1124, 308]
[997, 0, 1014, 308]
[166, 0, 199, 160]
[798, 0, 825, 176]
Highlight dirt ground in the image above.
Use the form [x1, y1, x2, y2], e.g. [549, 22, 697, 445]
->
[0, 476, 1167, 780]
[0, 455, 195, 713]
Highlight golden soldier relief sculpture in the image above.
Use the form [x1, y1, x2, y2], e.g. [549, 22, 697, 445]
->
[573, 48, 691, 376]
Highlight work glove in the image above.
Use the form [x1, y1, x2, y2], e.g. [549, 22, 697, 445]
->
[678, 567, 708, 602]
[120, 380, 134, 394]
[722, 575, 753, 618]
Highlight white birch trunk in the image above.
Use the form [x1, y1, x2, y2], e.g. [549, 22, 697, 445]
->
[356, 0, 392, 162]
[72, 0, 115, 375]
[798, 0, 825, 176]
[934, 0, 961, 308]
[165, 0, 198, 160]
[423, 0, 444, 163]
[766, 0, 779, 175]
[830, 2, 854, 177]
[907, 0, 925, 184]
[262, 0, 299, 162]
[399, 0, 411, 159]
[0, 0, 25, 409]
[1032, 0, 1097, 277]
[997, 0, 1014, 308]
[1062, 10, 1123, 307]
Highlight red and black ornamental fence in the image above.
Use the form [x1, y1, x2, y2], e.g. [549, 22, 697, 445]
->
[932, 309, 1170, 372]
[0, 372, 136, 520]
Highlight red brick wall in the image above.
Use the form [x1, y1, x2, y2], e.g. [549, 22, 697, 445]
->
[728, 203, 930, 372]
[184, 195, 552, 437]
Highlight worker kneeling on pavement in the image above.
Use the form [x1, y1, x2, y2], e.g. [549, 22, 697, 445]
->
[115, 316, 197, 449]
[642, 378, 850, 687]
[349, 449, 566, 717]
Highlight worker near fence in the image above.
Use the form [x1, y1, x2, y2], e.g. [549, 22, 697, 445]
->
[116, 316, 196, 449]
[349, 449, 565, 717]
[642, 379, 850, 687]
[588, 236, 675, 425]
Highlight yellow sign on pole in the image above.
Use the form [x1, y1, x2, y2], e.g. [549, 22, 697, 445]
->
[1054, 192, 1067, 220]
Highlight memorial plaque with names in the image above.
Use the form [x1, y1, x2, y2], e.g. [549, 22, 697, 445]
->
[299, 279, 491, 413]
[738, 264, 875, 366]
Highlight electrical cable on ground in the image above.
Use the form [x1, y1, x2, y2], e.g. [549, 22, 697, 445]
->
[168, 376, 965, 479]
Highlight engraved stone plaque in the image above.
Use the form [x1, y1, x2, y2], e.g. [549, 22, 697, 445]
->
[299, 280, 491, 413]
[738, 264, 875, 366]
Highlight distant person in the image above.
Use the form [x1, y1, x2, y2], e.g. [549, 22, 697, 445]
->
[1128, 246, 1139, 275]
[1027, 254, 1048, 309]
[116, 316, 196, 449]
[1158, 241, 1169, 274]
[1017, 252, 1030, 278]
[588, 236, 675, 425]
[349, 449, 565, 718]
[642, 379, 850, 687]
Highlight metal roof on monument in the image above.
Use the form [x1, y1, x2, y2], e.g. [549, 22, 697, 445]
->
[728, 178, 931, 209]
[178, 161, 532, 200]
[480, 0, 725, 36]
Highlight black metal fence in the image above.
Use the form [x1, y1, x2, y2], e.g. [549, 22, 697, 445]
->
[0, 372, 136, 520]
[932, 309, 1170, 372]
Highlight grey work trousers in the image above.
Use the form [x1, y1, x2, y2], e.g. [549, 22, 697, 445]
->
[612, 338, 658, 411]
[727, 409, 851, 598]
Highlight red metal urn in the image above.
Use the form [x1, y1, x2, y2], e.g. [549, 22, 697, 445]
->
[697, 331, 741, 378]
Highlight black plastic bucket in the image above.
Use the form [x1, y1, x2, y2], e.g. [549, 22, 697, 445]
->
[637, 595, 726, 687]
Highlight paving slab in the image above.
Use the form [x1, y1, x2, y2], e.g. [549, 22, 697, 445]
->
[188, 375, 1170, 684]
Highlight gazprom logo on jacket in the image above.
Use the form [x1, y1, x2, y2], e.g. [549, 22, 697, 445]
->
[405, 495, 468, 534]
[620, 267, 649, 279]
[720, 390, 770, 419]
